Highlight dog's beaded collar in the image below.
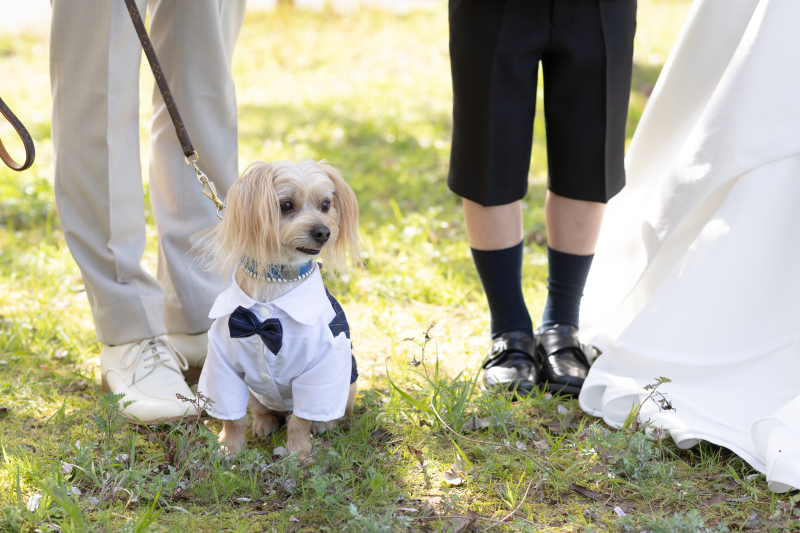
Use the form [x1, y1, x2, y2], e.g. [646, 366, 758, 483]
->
[240, 258, 316, 283]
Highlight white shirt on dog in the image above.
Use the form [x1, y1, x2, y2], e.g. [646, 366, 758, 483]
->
[197, 267, 352, 422]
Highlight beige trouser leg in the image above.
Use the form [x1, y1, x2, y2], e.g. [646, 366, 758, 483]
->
[50, 0, 245, 345]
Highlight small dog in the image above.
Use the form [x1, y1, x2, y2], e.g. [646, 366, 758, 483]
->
[197, 159, 362, 462]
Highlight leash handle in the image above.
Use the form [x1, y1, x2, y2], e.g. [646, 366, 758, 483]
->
[123, 0, 226, 218]
[0, 96, 35, 171]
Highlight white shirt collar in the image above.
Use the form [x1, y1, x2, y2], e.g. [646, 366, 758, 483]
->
[208, 266, 328, 326]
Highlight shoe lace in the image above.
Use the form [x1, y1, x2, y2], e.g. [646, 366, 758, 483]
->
[119, 336, 189, 374]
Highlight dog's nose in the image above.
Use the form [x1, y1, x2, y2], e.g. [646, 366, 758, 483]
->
[311, 224, 331, 244]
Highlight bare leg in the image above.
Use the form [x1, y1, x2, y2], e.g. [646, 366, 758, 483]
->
[544, 191, 605, 255]
[463, 199, 523, 250]
[219, 415, 249, 454]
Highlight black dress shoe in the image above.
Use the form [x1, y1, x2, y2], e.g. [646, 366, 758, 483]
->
[482, 331, 540, 397]
[536, 324, 591, 396]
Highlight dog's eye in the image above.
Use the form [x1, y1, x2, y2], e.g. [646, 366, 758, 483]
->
[321, 200, 331, 213]
[280, 201, 294, 213]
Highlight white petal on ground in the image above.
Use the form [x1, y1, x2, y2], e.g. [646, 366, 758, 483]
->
[458, 416, 490, 432]
[614, 506, 626, 517]
[26, 493, 42, 512]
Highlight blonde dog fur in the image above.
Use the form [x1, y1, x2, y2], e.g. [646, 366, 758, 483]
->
[203, 159, 362, 462]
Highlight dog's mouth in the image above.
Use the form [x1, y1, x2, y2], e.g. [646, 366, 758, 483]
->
[297, 246, 323, 255]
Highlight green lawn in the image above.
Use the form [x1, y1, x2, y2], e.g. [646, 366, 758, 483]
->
[1, 2, 794, 532]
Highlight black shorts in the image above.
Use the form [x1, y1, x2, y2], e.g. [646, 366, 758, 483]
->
[447, 0, 637, 206]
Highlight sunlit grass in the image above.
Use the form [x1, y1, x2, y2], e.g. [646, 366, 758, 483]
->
[1, 2, 788, 532]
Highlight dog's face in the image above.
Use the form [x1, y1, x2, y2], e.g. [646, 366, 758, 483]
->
[273, 167, 340, 262]
[208, 160, 362, 277]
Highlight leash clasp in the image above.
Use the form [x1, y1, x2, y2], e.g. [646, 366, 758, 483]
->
[185, 150, 226, 219]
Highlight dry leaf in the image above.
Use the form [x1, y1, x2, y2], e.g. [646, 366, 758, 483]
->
[714, 477, 739, 491]
[706, 493, 726, 505]
[743, 512, 762, 529]
[273, 446, 288, 458]
[281, 479, 297, 492]
[39, 364, 53, 373]
[532, 439, 551, 451]
[407, 445, 425, 466]
[443, 470, 464, 485]
[421, 496, 442, 516]
[443, 453, 468, 485]
[727, 495, 751, 502]
[542, 416, 579, 434]
[569, 483, 605, 502]
[458, 416, 491, 432]
[589, 464, 606, 474]
[64, 380, 88, 393]
[574, 428, 591, 442]
[443, 516, 474, 533]
[370, 427, 393, 442]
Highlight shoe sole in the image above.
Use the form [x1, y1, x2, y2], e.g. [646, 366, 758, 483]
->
[101, 375, 199, 425]
[544, 381, 582, 397]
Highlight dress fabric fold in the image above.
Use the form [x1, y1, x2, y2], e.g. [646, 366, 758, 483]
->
[577, 0, 800, 493]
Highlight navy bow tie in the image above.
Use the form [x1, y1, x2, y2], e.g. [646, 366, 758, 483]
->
[229, 306, 283, 355]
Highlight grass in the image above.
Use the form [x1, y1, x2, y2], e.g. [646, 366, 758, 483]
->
[1, 1, 797, 531]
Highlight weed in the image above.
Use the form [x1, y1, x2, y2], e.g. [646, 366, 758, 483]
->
[92, 392, 135, 444]
[617, 509, 730, 533]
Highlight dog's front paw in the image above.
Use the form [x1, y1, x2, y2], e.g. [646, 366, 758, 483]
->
[287, 436, 313, 466]
[252, 413, 281, 437]
[310, 420, 337, 435]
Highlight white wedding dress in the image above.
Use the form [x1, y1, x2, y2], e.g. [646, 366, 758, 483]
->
[578, 0, 800, 493]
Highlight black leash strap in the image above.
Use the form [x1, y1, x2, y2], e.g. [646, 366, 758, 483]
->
[123, 0, 194, 159]
[0, 96, 35, 171]
[123, 0, 226, 217]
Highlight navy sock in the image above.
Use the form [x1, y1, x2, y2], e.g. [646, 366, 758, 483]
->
[471, 241, 534, 339]
[541, 246, 594, 329]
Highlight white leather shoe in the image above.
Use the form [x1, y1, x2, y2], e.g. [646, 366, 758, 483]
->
[101, 336, 199, 424]
[166, 332, 208, 383]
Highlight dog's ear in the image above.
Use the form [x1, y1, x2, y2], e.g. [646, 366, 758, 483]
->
[202, 161, 282, 276]
[319, 162, 363, 275]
